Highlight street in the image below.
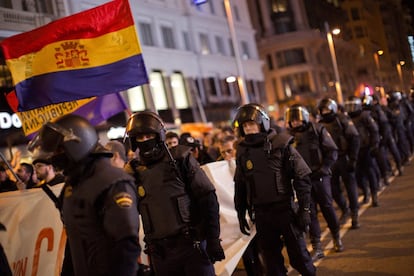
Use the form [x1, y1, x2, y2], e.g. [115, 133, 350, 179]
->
[233, 162, 414, 275]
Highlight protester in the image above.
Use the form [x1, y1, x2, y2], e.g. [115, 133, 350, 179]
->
[0, 163, 16, 193]
[15, 162, 37, 190]
[32, 158, 65, 187]
[28, 114, 140, 275]
[124, 111, 224, 276]
[165, 131, 180, 149]
[233, 103, 315, 275]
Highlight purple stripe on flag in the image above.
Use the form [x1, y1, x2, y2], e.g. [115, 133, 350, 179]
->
[74, 93, 127, 126]
[15, 54, 147, 111]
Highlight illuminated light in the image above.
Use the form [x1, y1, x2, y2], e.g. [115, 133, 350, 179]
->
[377, 50, 384, 56]
[400, 61, 405, 66]
[332, 28, 341, 35]
[107, 127, 126, 139]
[226, 76, 236, 83]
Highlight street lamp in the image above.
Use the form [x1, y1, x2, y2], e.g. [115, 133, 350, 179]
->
[324, 22, 343, 105]
[224, 0, 249, 105]
[396, 60, 405, 91]
[373, 50, 385, 99]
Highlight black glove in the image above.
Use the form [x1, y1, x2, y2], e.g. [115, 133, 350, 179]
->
[237, 212, 250, 236]
[346, 159, 357, 172]
[296, 208, 311, 233]
[206, 238, 225, 263]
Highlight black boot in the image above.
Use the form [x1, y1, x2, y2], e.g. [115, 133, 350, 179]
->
[351, 211, 360, 229]
[332, 234, 344, 252]
[372, 193, 379, 207]
[311, 240, 325, 261]
[398, 166, 403, 176]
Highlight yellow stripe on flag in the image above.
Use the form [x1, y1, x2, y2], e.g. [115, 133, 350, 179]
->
[17, 98, 95, 135]
[7, 26, 141, 85]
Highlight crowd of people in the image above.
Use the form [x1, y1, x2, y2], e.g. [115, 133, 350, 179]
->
[0, 89, 413, 276]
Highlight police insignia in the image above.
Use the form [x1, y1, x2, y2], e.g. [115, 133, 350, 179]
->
[246, 160, 253, 170]
[138, 186, 145, 197]
[114, 192, 133, 208]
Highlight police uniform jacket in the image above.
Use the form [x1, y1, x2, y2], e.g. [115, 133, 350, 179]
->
[131, 145, 220, 243]
[62, 157, 140, 276]
[234, 129, 312, 215]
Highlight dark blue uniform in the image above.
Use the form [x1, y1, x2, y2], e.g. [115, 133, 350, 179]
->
[130, 145, 222, 276]
[234, 130, 315, 276]
[319, 112, 361, 228]
[63, 158, 140, 276]
[289, 122, 343, 253]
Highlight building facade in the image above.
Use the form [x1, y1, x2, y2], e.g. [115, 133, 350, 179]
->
[0, 0, 265, 129]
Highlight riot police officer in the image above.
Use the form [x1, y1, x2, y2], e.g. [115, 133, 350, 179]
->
[233, 103, 315, 276]
[285, 104, 343, 260]
[344, 96, 380, 206]
[124, 111, 224, 276]
[317, 98, 361, 229]
[385, 91, 412, 165]
[28, 114, 140, 276]
[362, 95, 402, 177]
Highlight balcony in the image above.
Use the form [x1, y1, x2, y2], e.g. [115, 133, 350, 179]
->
[0, 7, 57, 34]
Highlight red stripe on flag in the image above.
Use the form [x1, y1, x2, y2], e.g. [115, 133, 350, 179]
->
[1, 0, 133, 59]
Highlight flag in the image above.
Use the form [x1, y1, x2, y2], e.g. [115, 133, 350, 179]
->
[16, 93, 128, 136]
[73, 92, 128, 126]
[16, 98, 96, 136]
[1, 0, 148, 112]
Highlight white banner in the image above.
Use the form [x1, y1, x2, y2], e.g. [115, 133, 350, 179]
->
[0, 160, 252, 276]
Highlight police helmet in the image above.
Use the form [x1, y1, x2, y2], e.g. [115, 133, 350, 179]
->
[344, 96, 362, 116]
[232, 103, 270, 137]
[285, 104, 310, 131]
[387, 91, 402, 105]
[317, 98, 338, 115]
[125, 111, 166, 151]
[28, 114, 98, 163]
[361, 95, 374, 107]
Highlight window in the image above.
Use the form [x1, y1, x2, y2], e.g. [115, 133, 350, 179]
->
[271, 0, 288, 13]
[228, 39, 235, 56]
[127, 86, 146, 112]
[233, 5, 240, 21]
[161, 26, 176, 49]
[281, 72, 311, 97]
[183, 31, 192, 51]
[241, 41, 250, 59]
[204, 77, 218, 96]
[208, 0, 215, 14]
[149, 71, 169, 110]
[199, 33, 211, 54]
[350, 8, 360, 20]
[170, 73, 189, 109]
[266, 54, 274, 70]
[354, 26, 364, 38]
[139, 22, 155, 46]
[215, 36, 226, 55]
[276, 48, 306, 68]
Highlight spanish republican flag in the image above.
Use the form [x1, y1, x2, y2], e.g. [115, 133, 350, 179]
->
[1, 0, 148, 112]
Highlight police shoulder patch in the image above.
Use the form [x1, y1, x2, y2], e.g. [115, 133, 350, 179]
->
[114, 192, 133, 208]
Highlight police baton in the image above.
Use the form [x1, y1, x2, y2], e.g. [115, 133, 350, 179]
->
[0, 151, 22, 184]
